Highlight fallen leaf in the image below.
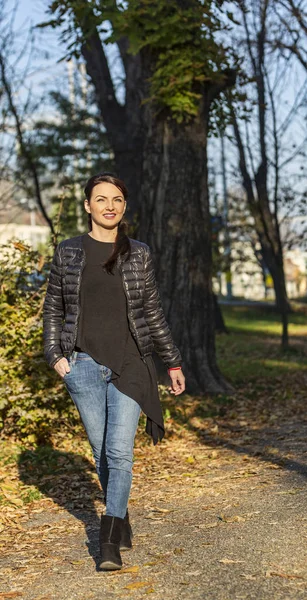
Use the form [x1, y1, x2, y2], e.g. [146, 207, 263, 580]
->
[147, 507, 171, 513]
[185, 456, 195, 464]
[266, 570, 304, 580]
[124, 581, 150, 590]
[209, 450, 218, 458]
[219, 558, 245, 564]
[120, 566, 140, 574]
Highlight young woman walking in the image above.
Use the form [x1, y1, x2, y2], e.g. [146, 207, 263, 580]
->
[43, 172, 185, 570]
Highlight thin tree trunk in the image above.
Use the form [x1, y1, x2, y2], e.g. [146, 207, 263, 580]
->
[229, 101, 290, 348]
[0, 52, 55, 238]
[213, 294, 229, 334]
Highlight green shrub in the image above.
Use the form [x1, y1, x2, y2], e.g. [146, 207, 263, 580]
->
[0, 239, 80, 443]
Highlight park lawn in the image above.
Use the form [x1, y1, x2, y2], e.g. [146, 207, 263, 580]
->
[216, 305, 307, 384]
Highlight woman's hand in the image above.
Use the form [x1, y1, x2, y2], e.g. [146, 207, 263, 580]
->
[54, 357, 71, 378]
[168, 368, 185, 395]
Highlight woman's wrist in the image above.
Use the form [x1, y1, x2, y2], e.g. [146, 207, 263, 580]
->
[167, 366, 182, 374]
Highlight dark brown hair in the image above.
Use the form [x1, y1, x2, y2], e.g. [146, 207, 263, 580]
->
[84, 172, 131, 274]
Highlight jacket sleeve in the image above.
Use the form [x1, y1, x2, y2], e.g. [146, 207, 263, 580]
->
[143, 245, 182, 369]
[42, 243, 65, 368]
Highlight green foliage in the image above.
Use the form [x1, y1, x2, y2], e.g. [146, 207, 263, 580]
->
[0, 241, 80, 443]
[109, 0, 232, 122]
[42, 0, 237, 124]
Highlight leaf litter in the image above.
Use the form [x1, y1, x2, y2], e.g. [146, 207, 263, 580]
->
[1, 330, 307, 597]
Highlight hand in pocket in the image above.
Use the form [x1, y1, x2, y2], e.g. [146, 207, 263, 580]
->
[54, 357, 71, 379]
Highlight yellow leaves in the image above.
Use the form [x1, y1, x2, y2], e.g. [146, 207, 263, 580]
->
[12, 241, 29, 253]
[217, 513, 246, 523]
[124, 581, 151, 590]
[120, 565, 140, 574]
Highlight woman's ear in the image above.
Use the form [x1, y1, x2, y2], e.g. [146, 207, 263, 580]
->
[84, 198, 91, 214]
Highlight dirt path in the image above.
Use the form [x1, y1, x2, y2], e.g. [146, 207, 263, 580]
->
[1, 415, 306, 600]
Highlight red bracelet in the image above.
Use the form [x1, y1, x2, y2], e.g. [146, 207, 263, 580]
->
[168, 367, 182, 373]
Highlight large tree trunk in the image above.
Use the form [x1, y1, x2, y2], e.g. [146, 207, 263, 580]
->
[138, 79, 235, 394]
[75, 9, 236, 394]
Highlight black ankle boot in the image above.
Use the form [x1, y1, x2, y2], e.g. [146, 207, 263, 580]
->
[120, 509, 133, 551]
[99, 514, 124, 570]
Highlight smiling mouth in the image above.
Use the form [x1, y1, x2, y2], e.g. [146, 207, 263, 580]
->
[103, 213, 116, 218]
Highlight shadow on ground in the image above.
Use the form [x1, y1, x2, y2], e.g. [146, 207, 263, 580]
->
[17, 447, 103, 567]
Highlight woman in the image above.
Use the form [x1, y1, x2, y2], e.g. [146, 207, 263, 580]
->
[43, 172, 185, 571]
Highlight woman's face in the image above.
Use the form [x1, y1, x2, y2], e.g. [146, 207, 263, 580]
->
[84, 181, 126, 229]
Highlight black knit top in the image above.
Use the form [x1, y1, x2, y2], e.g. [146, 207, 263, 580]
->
[75, 233, 164, 444]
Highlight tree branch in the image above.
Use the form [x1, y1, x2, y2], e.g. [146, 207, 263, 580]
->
[81, 31, 126, 147]
[0, 51, 55, 238]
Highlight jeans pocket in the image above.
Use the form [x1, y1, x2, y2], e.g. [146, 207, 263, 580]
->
[63, 356, 73, 379]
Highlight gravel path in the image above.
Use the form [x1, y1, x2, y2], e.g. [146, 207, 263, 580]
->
[1, 420, 306, 600]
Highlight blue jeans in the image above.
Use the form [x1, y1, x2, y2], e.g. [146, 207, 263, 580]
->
[63, 351, 141, 519]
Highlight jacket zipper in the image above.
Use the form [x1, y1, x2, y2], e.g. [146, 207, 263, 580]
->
[70, 250, 86, 358]
[117, 255, 147, 364]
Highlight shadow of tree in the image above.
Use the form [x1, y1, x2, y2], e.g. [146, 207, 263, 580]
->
[192, 420, 307, 479]
[161, 390, 307, 480]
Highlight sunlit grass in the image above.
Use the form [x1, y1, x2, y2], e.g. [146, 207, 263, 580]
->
[216, 306, 307, 383]
[222, 305, 307, 336]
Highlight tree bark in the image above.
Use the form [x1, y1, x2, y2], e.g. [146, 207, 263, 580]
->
[81, 33, 144, 219]
[138, 73, 236, 394]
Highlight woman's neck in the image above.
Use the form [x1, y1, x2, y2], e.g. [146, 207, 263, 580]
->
[88, 228, 118, 243]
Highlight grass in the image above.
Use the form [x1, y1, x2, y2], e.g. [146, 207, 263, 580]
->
[216, 306, 307, 383]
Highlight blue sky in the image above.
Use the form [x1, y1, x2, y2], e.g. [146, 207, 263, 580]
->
[9, 0, 307, 205]
[12, 0, 67, 99]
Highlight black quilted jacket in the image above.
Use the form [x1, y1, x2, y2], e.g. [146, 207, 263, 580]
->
[43, 234, 182, 370]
